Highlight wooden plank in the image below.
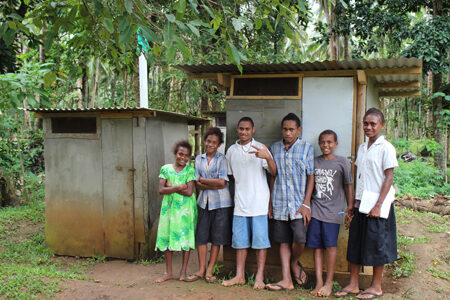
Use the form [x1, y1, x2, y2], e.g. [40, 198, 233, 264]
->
[351, 76, 358, 178]
[357, 70, 367, 85]
[376, 81, 420, 88]
[101, 113, 133, 119]
[226, 95, 302, 100]
[187, 73, 217, 79]
[355, 82, 367, 157]
[217, 73, 231, 87]
[194, 123, 200, 156]
[188, 130, 200, 134]
[379, 91, 422, 97]
[231, 73, 303, 78]
[302, 70, 356, 77]
[365, 67, 422, 76]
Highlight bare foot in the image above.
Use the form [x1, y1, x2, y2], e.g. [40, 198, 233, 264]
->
[356, 287, 383, 299]
[155, 273, 173, 283]
[221, 276, 246, 287]
[334, 284, 360, 297]
[317, 282, 333, 297]
[179, 273, 187, 281]
[253, 279, 265, 290]
[266, 280, 294, 291]
[291, 261, 308, 286]
[310, 284, 323, 296]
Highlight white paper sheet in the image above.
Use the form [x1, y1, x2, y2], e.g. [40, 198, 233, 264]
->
[359, 188, 395, 219]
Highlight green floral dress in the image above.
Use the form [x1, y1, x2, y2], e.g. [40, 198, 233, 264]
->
[155, 164, 197, 251]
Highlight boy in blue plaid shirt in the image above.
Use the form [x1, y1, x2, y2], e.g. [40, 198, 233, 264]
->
[265, 113, 314, 291]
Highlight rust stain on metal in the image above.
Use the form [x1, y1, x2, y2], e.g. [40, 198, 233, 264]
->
[46, 200, 104, 257]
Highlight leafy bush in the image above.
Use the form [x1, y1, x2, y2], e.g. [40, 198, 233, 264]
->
[394, 159, 450, 198]
[392, 139, 411, 154]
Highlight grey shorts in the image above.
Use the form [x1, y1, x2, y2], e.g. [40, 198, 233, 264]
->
[270, 218, 308, 244]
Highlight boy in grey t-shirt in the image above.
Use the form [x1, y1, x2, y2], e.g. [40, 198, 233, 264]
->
[306, 130, 353, 297]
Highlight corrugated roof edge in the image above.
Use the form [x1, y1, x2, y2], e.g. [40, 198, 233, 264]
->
[28, 107, 209, 123]
[173, 57, 422, 74]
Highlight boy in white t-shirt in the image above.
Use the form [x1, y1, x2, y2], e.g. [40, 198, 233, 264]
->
[221, 117, 277, 290]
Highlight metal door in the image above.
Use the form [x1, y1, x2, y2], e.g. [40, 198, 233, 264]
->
[101, 118, 135, 259]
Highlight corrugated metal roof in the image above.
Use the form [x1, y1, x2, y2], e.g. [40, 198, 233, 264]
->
[29, 107, 208, 123]
[174, 58, 423, 97]
[174, 57, 422, 74]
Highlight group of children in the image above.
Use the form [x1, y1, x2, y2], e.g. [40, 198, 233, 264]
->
[154, 108, 397, 300]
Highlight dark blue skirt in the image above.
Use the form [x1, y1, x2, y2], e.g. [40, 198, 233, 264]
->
[347, 204, 397, 266]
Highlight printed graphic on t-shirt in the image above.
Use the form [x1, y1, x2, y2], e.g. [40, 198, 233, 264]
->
[314, 168, 336, 200]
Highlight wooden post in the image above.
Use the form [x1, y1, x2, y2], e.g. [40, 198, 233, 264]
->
[194, 123, 200, 156]
[355, 70, 367, 154]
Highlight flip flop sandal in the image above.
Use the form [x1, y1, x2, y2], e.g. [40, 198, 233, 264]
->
[265, 283, 293, 291]
[357, 291, 384, 299]
[335, 288, 360, 298]
[205, 275, 217, 283]
[292, 261, 308, 287]
[183, 273, 203, 282]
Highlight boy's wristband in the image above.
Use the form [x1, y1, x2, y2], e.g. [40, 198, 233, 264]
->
[302, 203, 310, 210]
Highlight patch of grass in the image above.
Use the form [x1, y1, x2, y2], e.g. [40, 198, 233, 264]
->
[435, 286, 444, 293]
[397, 234, 431, 248]
[0, 200, 90, 299]
[426, 266, 450, 281]
[332, 281, 342, 293]
[391, 250, 416, 279]
[213, 263, 223, 277]
[134, 255, 164, 265]
[425, 223, 448, 233]
[246, 273, 255, 286]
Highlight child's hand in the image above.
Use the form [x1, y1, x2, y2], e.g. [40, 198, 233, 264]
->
[296, 205, 311, 226]
[368, 205, 381, 218]
[176, 184, 187, 191]
[249, 144, 271, 160]
[344, 207, 354, 229]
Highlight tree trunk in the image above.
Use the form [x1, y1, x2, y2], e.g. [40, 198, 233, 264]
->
[432, 72, 446, 178]
[90, 57, 100, 108]
[343, 35, 349, 60]
[431, 0, 447, 180]
[321, 0, 337, 60]
[123, 71, 128, 107]
[76, 77, 83, 108]
[81, 65, 89, 108]
[404, 98, 409, 140]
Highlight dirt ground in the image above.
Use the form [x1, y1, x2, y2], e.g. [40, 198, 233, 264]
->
[53, 208, 449, 300]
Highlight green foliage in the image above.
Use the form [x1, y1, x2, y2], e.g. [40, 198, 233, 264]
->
[0, 60, 54, 110]
[394, 159, 449, 198]
[392, 139, 411, 154]
[422, 139, 444, 156]
[391, 250, 416, 279]
[213, 263, 223, 276]
[426, 266, 450, 281]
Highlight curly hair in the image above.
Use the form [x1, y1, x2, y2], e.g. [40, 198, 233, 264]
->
[203, 127, 224, 144]
[173, 140, 192, 156]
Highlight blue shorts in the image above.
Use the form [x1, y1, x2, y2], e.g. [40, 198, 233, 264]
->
[232, 215, 271, 249]
[306, 217, 340, 249]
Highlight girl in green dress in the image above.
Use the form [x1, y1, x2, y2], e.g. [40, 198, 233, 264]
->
[155, 140, 197, 283]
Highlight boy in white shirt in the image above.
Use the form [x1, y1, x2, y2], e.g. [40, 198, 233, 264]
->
[222, 116, 277, 289]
